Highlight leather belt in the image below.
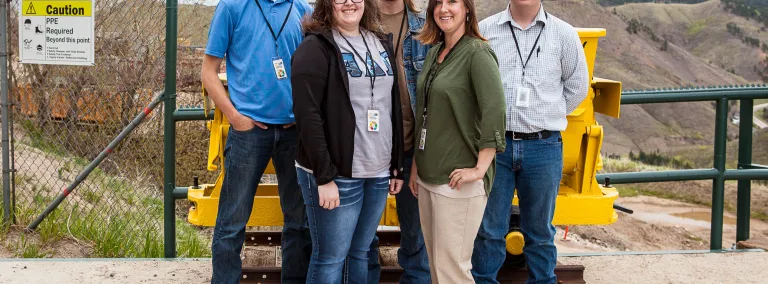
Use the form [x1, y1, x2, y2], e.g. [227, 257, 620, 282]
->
[506, 131, 552, 141]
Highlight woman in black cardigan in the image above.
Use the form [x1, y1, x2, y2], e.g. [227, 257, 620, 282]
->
[290, 0, 405, 281]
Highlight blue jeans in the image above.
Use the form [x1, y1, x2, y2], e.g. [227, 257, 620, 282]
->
[211, 125, 311, 284]
[297, 167, 390, 283]
[367, 149, 430, 284]
[472, 132, 563, 284]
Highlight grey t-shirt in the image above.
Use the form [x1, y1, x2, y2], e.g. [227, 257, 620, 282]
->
[333, 29, 395, 178]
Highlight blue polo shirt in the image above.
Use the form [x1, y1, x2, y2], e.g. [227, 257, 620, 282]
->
[205, 0, 312, 124]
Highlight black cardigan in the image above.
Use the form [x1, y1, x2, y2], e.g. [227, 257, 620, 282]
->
[291, 29, 405, 185]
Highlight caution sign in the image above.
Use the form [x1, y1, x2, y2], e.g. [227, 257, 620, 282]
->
[26, 3, 36, 15]
[19, 0, 95, 65]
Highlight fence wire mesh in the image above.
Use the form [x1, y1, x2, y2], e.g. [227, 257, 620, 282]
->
[1, 0, 218, 258]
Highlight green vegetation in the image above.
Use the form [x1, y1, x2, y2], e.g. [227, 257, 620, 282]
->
[2, 173, 210, 258]
[726, 22, 762, 49]
[617, 185, 708, 205]
[661, 38, 669, 51]
[722, 0, 768, 28]
[629, 150, 694, 169]
[687, 19, 707, 36]
[626, 18, 662, 42]
[10, 234, 49, 258]
[19, 120, 66, 157]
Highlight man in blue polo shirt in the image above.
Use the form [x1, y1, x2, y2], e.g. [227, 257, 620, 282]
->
[201, 0, 313, 283]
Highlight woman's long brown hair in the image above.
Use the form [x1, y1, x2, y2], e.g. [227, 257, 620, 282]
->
[416, 0, 485, 45]
[303, 0, 386, 37]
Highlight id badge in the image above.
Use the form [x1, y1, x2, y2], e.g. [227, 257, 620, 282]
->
[367, 109, 380, 132]
[272, 57, 287, 80]
[418, 129, 427, 150]
[515, 86, 531, 108]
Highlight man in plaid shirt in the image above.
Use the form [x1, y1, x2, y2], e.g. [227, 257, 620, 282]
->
[472, 0, 589, 283]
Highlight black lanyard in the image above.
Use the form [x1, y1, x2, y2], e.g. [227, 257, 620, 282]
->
[393, 10, 407, 59]
[339, 30, 377, 107]
[507, 12, 547, 77]
[254, 0, 294, 57]
[422, 35, 464, 124]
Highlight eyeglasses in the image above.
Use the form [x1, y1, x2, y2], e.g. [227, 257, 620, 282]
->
[334, 0, 363, 4]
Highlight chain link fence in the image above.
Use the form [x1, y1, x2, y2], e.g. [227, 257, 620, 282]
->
[1, 0, 218, 258]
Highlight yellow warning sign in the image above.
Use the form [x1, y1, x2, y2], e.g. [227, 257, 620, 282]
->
[25, 2, 36, 14]
[22, 1, 92, 17]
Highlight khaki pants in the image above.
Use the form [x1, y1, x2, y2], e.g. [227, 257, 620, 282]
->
[418, 181, 488, 283]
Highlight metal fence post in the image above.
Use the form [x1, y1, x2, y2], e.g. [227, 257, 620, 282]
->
[711, 97, 728, 250]
[737, 99, 754, 242]
[163, 0, 179, 258]
[1, 0, 10, 225]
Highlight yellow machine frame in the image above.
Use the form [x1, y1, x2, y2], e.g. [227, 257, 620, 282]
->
[187, 28, 622, 230]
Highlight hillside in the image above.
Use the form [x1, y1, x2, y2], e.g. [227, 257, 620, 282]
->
[616, 0, 768, 82]
[673, 128, 768, 168]
[531, 0, 745, 155]
[721, 0, 768, 28]
[598, 0, 709, 6]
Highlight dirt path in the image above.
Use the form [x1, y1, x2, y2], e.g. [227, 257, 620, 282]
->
[558, 196, 768, 253]
[560, 252, 768, 284]
[0, 259, 213, 284]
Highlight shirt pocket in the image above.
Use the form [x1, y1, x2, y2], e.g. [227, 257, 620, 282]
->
[412, 58, 425, 73]
[411, 41, 429, 72]
[535, 46, 563, 82]
[531, 50, 563, 98]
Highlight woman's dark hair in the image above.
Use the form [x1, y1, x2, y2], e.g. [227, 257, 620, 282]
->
[303, 0, 385, 36]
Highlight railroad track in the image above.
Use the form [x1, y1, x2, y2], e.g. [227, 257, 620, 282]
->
[240, 231, 585, 284]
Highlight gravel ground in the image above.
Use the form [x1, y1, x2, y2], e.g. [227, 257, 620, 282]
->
[1, 251, 766, 283]
[560, 251, 768, 284]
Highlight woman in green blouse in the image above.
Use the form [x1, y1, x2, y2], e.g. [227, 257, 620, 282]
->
[407, 0, 506, 281]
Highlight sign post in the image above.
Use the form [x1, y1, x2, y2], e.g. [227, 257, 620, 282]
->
[19, 0, 95, 66]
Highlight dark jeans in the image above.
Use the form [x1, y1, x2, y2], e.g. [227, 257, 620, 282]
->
[367, 149, 431, 284]
[211, 125, 311, 284]
[297, 167, 390, 283]
[472, 132, 563, 284]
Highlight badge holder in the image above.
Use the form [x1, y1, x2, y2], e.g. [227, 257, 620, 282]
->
[272, 57, 287, 80]
[367, 108, 380, 132]
[516, 86, 531, 108]
[418, 113, 428, 150]
[418, 127, 427, 150]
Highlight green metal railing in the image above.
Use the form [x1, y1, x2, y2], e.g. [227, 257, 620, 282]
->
[162, 84, 768, 256]
[595, 86, 768, 250]
[164, 0, 179, 258]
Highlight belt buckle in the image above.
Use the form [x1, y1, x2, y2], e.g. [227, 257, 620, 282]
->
[512, 132, 523, 141]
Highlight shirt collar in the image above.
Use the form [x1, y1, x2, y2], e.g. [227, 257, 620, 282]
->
[263, 0, 292, 5]
[497, 3, 547, 30]
[407, 9, 426, 34]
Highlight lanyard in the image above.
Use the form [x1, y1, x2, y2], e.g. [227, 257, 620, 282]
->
[339, 30, 377, 108]
[254, 0, 294, 57]
[422, 35, 464, 125]
[393, 10, 407, 59]
[507, 12, 547, 77]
